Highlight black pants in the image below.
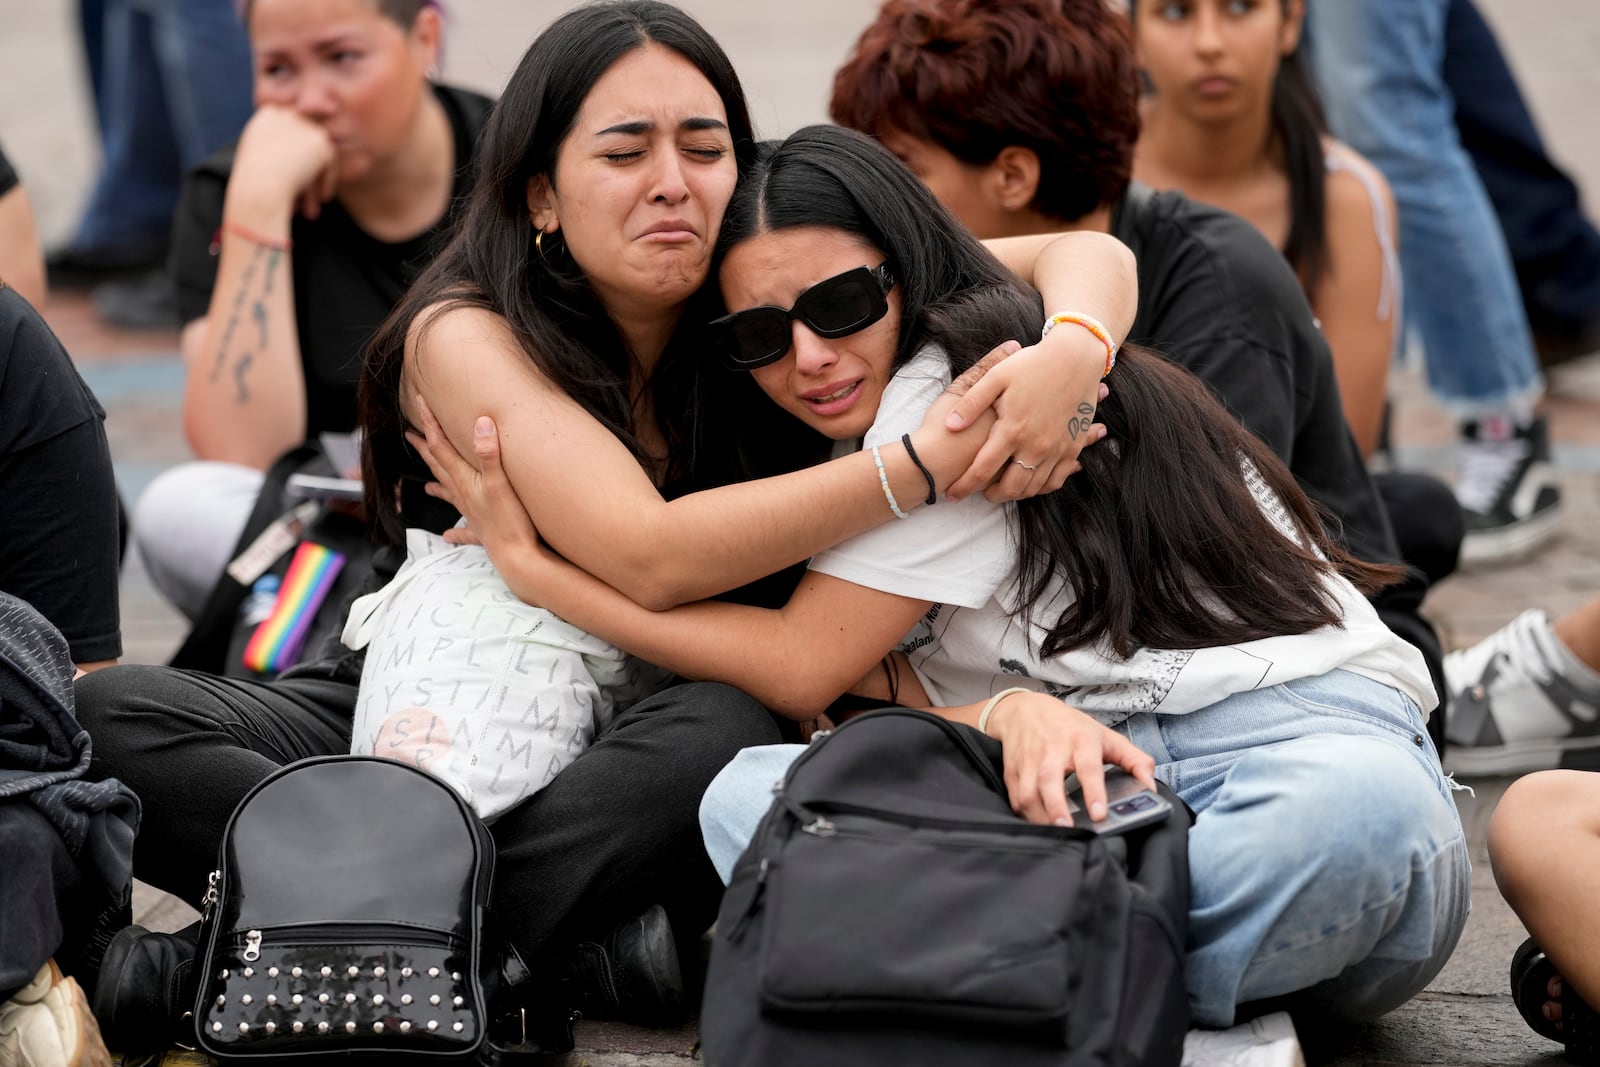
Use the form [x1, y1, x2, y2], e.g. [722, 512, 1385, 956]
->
[0, 805, 82, 999]
[74, 665, 783, 957]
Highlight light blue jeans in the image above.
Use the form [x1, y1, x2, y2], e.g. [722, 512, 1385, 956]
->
[1307, 0, 1542, 419]
[698, 670, 1471, 1028]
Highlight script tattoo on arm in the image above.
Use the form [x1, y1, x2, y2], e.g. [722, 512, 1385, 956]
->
[209, 246, 283, 404]
[1067, 401, 1096, 441]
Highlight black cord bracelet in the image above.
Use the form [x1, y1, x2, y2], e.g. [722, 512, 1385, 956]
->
[900, 433, 938, 507]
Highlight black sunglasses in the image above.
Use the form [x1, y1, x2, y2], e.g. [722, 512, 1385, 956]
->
[711, 263, 897, 370]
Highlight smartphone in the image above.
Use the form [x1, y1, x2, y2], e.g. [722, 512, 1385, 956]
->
[1063, 767, 1172, 836]
[286, 473, 364, 503]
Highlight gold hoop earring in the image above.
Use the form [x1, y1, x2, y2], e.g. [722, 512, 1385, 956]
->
[535, 228, 547, 260]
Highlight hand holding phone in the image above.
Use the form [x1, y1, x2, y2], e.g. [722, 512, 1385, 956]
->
[1064, 767, 1172, 836]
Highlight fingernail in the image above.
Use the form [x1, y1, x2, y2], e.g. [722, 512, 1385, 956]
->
[475, 416, 493, 437]
[1053, 817, 1071, 828]
[945, 412, 964, 429]
[1090, 802, 1107, 819]
[1003, 339, 1022, 354]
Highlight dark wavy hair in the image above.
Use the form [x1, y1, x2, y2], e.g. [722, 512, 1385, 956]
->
[1130, 0, 1329, 290]
[358, 1, 761, 546]
[719, 126, 1401, 657]
[830, 0, 1141, 224]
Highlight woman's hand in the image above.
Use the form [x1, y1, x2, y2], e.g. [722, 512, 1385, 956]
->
[983, 692, 1157, 827]
[940, 328, 1112, 502]
[228, 106, 340, 222]
[407, 398, 552, 589]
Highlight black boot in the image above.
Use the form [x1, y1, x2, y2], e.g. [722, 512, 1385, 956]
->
[484, 942, 577, 1061]
[561, 905, 685, 1027]
[90, 924, 198, 1053]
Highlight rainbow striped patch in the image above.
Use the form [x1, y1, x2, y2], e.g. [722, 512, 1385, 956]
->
[241, 542, 346, 674]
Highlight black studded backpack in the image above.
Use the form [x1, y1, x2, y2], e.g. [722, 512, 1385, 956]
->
[191, 755, 559, 1063]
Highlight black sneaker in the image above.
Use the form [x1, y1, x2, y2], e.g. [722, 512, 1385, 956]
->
[1455, 415, 1562, 566]
[89, 924, 198, 1054]
[561, 905, 685, 1027]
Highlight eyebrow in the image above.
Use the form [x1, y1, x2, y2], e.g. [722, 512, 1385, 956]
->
[594, 117, 729, 137]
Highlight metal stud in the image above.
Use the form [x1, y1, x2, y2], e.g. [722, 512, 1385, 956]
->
[401, 993, 413, 1006]
[243, 967, 254, 978]
[372, 994, 385, 1006]
[267, 966, 280, 978]
[320, 965, 333, 978]
[212, 1022, 223, 1034]
[241, 994, 253, 1006]
[318, 993, 331, 1005]
[427, 967, 440, 979]
[453, 995, 464, 1008]
[216, 994, 226, 1007]
[401, 966, 413, 978]
[453, 1021, 464, 1033]
[269, 994, 280, 1006]
[219, 969, 230, 980]
[427, 1020, 439, 1032]
[239, 1022, 250, 1034]
[292, 1021, 304, 1034]
[347, 965, 360, 979]
[373, 966, 386, 979]
[345, 1021, 358, 1034]
[264, 1022, 276, 1035]
[291, 966, 303, 978]
[373, 1022, 385, 1034]
[292, 993, 303, 1005]
[317, 1022, 330, 1035]
[344, 992, 357, 1005]
[429, 994, 441, 1006]
[399, 1021, 411, 1034]
[451, 972, 461, 982]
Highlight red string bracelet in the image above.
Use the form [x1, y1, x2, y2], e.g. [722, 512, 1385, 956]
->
[210, 220, 294, 255]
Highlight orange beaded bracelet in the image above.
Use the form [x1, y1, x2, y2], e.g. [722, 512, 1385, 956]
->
[1041, 311, 1118, 377]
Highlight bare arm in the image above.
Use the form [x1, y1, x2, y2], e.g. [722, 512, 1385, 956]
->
[1315, 148, 1396, 459]
[0, 183, 46, 309]
[181, 107, 338, 467]
[944, 230, 1139, 500]
[407, 306, 991, 610]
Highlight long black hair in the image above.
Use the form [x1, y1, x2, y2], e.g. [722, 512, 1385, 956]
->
[359, 0, 761, 546]
[1131, 0, 1328, 290]
[720, 125, 1399, 658]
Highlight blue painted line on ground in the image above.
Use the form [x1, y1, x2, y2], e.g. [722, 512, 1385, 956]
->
[79, 357, 185, 403]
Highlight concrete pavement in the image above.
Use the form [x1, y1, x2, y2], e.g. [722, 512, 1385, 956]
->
[5, 1, 1600, 1063]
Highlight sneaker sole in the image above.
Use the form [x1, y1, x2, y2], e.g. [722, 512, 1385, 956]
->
[1445, 733, 1600, 777]
[1459, 504, 1564, 568]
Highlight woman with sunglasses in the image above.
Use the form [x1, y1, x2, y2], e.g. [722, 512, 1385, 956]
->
[346, 10, 1132, 833]
[418, 125, 1468, 1029]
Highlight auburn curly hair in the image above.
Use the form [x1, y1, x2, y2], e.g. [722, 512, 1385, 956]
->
[830, 0, 1141, 223]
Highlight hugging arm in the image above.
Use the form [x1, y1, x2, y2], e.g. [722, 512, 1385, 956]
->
[945, 230, 1138, 500]
[423, 411, 1156, 827]
[406, 305, 990, 611]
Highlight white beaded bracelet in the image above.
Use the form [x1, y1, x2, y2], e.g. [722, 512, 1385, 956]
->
[871, 445, 909, 520]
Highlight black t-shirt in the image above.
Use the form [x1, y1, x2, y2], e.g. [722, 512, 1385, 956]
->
[170, 84, 494, 441]
[1110, 183, 1400, 567]
[0, 287, 122, 662]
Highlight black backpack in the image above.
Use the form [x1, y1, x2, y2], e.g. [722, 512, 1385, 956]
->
[700, 708, 1191, 1067]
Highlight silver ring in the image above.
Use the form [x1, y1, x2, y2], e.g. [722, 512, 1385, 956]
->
[1013, 459, 1039, 472]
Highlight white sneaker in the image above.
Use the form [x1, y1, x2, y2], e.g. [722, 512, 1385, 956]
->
[1444, 609, 1600, 776]
[1183, 1011, 1305, 1067]
[0, 961, 111, 1067]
